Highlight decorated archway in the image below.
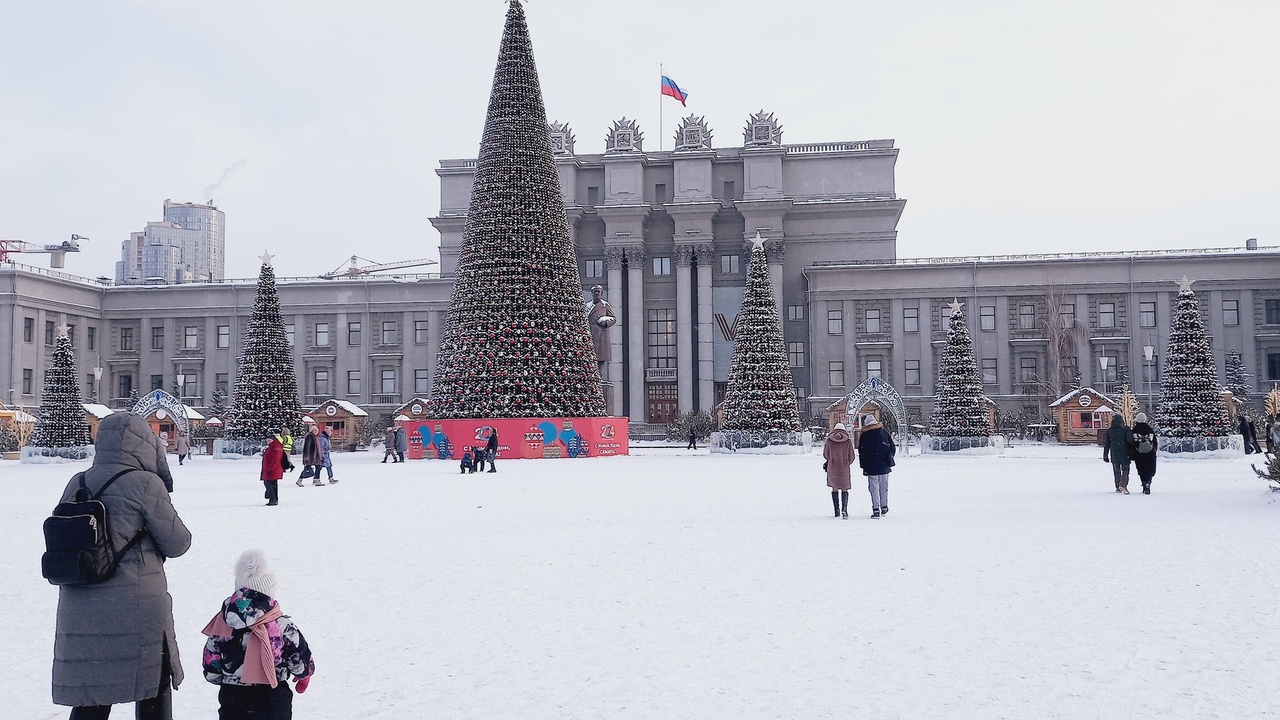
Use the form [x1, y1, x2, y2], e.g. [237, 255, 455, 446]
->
[130, 389, 194, 436]
[834, 376, 909, 448]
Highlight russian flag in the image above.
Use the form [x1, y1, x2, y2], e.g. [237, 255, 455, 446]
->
[661, 75, 688, 106]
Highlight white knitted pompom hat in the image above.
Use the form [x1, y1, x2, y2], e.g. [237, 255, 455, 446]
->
[234, 549, 279, 598]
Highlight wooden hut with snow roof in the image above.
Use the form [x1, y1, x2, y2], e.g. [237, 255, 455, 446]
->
[1050, 388, 1116, 444]
[307, 399, 369, 451]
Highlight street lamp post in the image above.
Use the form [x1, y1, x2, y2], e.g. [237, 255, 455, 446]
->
[92, 366, 103, 403]
[1143, 344, 1155, 415]
[1098, 355, 1111, 393]
[175, 371, 183, 401]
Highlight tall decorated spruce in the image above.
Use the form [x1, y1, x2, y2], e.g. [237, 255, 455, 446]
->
[720, 238, 801, 433]
[227, 257, 303, 440]
[30, 333, 92, 448]
[931, 301, 991, 437]
[1156, 278, 1231, 438]
[1224, 349, 1254, 409]
[426, 0, 604, 419]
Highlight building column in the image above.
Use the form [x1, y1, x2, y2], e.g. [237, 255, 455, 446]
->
[765, 239, 786, 320]
[675, 245, 694, 414]
[695, 244, 715, 412]
[605, 247, 625, 416]
[625, 246, 646, 423]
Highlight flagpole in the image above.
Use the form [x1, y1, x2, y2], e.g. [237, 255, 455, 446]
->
[659, 63, 664, 152]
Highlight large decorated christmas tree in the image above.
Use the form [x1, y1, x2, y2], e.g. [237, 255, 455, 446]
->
[426, 1, 604, 420]
[30, 332, 92, 448]
[720, 238, 801, 433]
[932, 301, 991, 437]
[227, 257, 304, 440]
[1156, 277, 1231, 437]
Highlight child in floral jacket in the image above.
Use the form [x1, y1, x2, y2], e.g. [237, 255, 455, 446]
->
[203, 550, 315, 720]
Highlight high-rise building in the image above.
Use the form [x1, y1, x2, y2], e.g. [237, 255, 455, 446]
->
[115, 200, 225, 284]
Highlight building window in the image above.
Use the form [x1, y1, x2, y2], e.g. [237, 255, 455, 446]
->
[979, 306, 996, 331]
[45, 320, 56, 345]
[415, 320, 429, 344]
[87, 326, 96, 351]
[586, 186, 599, 206]
[829, 361, 845, 388]
[646, 309, 676, 369]
[1141, 356, 1160, 383]
[151, 374, 164, 391]
[150, 326, 164, 350]
[905, 360, 921, 386]
[1223, 300, 1239, 327]
[1099, 353, 1119, 382]
[314, 369, 330, 396]
[348, 322, 362, 346]
[981, 358, 997, 385]
[22, 368, 33, 395]
[721, 254, 740, 274]
[585, 259, 604, 278]
[315, 322, 330, 346]
[347, 371, 361, 395]
[1266, 299, 1280, 325]
[788, 342, 805, 368]
[652, 257, 672, 276]
[380, 369, 396, 394]
[217, 325, 230, 349]
[1099, 302, 1116, 329]
[795, 386, 809, 414]
[286, 323, 295, 347]
[1018, 304, 1036, 330]
[1019, 357, 1037, 383]
[184, 326, 198, 350]
[787, 305, 804, 321]
[654, 183, 667, 204]
[179, 371, 196, 398]
[216, 373, 229, 396]
[1059, 304, 1075, 329]
[1139, 302, 1156, 328]
[829, 309, 844, 335]
[381, 321, 397, 345]
[67, 324, 77, 346]
[1269, 353, 1280, 381]
[864, 309, 880, 333]
[415, 369, 431, 394]
[903, 307, 919, 333]
[120, 327, 134, 351]
[23, 317, 34, 343]
[118, 374, 132, 398]
[866, 359, 882, 380]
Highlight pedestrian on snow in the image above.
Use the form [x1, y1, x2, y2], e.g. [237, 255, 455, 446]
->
[472, 446, 486, 473]
[460, 448, 475, 474]
[175, 431, 190, 466]
[53, 412, 192, 719]
[202, 550, 315, 720]
[394, 423, 408, 463]
[822, 422, 855, 519]
[1103, 414, 1136, 494]
[687, 427, 697, 450]
[856, 414, 896, 518]
[1270, 420, 1280, 453]
[318, 428, 335, 484]
[485, 429, 499, 473]
[262, 429, 285, 506]
[278, 429, 295, 457]
[1131, 412, 1158, 495]
[382, 427, 398, 463]
[299, 424, 326, 487]
[1242, 415, 1263, 454]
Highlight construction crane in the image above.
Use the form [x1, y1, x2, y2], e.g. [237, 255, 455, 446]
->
[0, 234, 85, 268]
[320, 255, 438, 280]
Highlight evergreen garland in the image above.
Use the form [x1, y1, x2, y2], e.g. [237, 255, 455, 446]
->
[720, 241, 801, 433]
[227, 261, 304, 439]
[931, 301, 991, 437]
[426, 1, 604, 419]
[30, 334, 92, 448]
[1156, 280, 1231, 437]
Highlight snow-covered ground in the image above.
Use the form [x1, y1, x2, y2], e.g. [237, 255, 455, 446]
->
[3, 444, 1277, 719]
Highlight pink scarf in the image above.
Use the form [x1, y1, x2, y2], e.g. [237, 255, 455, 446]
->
[203, 604, 284, 687]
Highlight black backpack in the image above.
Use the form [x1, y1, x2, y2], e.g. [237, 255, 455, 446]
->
[41, 469, 149, 586]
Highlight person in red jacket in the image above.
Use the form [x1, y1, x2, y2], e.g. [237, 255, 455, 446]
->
[261, 429, 285, 506]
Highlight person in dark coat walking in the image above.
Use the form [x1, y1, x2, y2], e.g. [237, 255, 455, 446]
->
[485, 429, 499, 473]
[686, 427, 697, 450]
[1103, 414, 1136, 494]
[394, 423, 408, 463]
[53, 412, 192, 719]
[381, 427, 398, 463]
[318, 428, 335, 483]
[1240, 415, 1263, 454]
[174, 431, 189, 466]
[823, 422, 855, 518]
[262, 430, 285, 506]
[1131, 412, 1158, 495]
[856, 414, 896, 518]
[299, 424, 326, 486]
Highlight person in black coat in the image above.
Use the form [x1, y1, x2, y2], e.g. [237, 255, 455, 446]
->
[472, 445, 486, 473]
[485, 429, 499, 473]
[1131, 412, 1159, 495]
[855, 414, 896, 518]
[687, 427, 697, 450]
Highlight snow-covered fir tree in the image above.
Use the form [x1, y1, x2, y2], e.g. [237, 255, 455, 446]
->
[1156, 277, 1231, 437]
[30, 333, 91, 448]
[1224, 350, 1254, 407]
[426, 0, 604, 419]
[720, 238, 801, 433]
[227, 258, 303, 440]
[931, 301, 991, 437]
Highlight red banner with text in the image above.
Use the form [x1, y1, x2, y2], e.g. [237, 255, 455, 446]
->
[406, 417, 629, 460]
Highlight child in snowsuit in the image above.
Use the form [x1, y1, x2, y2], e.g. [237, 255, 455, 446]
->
[203, 550, 315, 720]
[460, 448, 475, 474]
[473, 446, 486, 473]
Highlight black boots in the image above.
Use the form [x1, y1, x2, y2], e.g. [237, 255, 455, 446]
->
[840, 491, 848, 519]
[1142, 482, 1151, 495]
[831, 491, 840, 517]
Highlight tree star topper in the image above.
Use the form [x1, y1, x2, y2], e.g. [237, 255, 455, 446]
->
[259, 250, 274, 267]
[947, 298, 965, 316]
[57, 323, 70, 337]
[1178, 275, 1194, 294]
[750, 231, 767, 251]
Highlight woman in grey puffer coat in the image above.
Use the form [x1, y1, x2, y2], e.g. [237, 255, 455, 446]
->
[52, 412, 192, 719]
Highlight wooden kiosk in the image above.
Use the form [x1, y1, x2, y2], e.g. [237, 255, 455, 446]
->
[82, 403, 115, 442]
[307, 399, 369, 451]
[1050, 388, 1116, 444]
[393, 398, 432, 423]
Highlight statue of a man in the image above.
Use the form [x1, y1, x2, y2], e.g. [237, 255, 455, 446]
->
[587, 285, 617, 365]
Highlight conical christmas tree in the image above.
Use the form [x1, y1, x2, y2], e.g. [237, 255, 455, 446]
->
[1156, 278, 1231, 437]
[1224, 349, 1254, 408]
[227, 259, 303, 440]
[720, 239, 801, 433]
[30, 333, 91, 448]
[932, 301, 991, 437]
[426, 1, 604, 420]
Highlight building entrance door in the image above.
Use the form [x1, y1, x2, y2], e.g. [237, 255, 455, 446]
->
[646, 384, 678, 424]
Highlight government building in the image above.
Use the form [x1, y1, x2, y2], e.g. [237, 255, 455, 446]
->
[3, 112, 1279, 430]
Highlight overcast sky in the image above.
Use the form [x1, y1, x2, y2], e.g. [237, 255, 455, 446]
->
[2, 0, 1277, 280]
